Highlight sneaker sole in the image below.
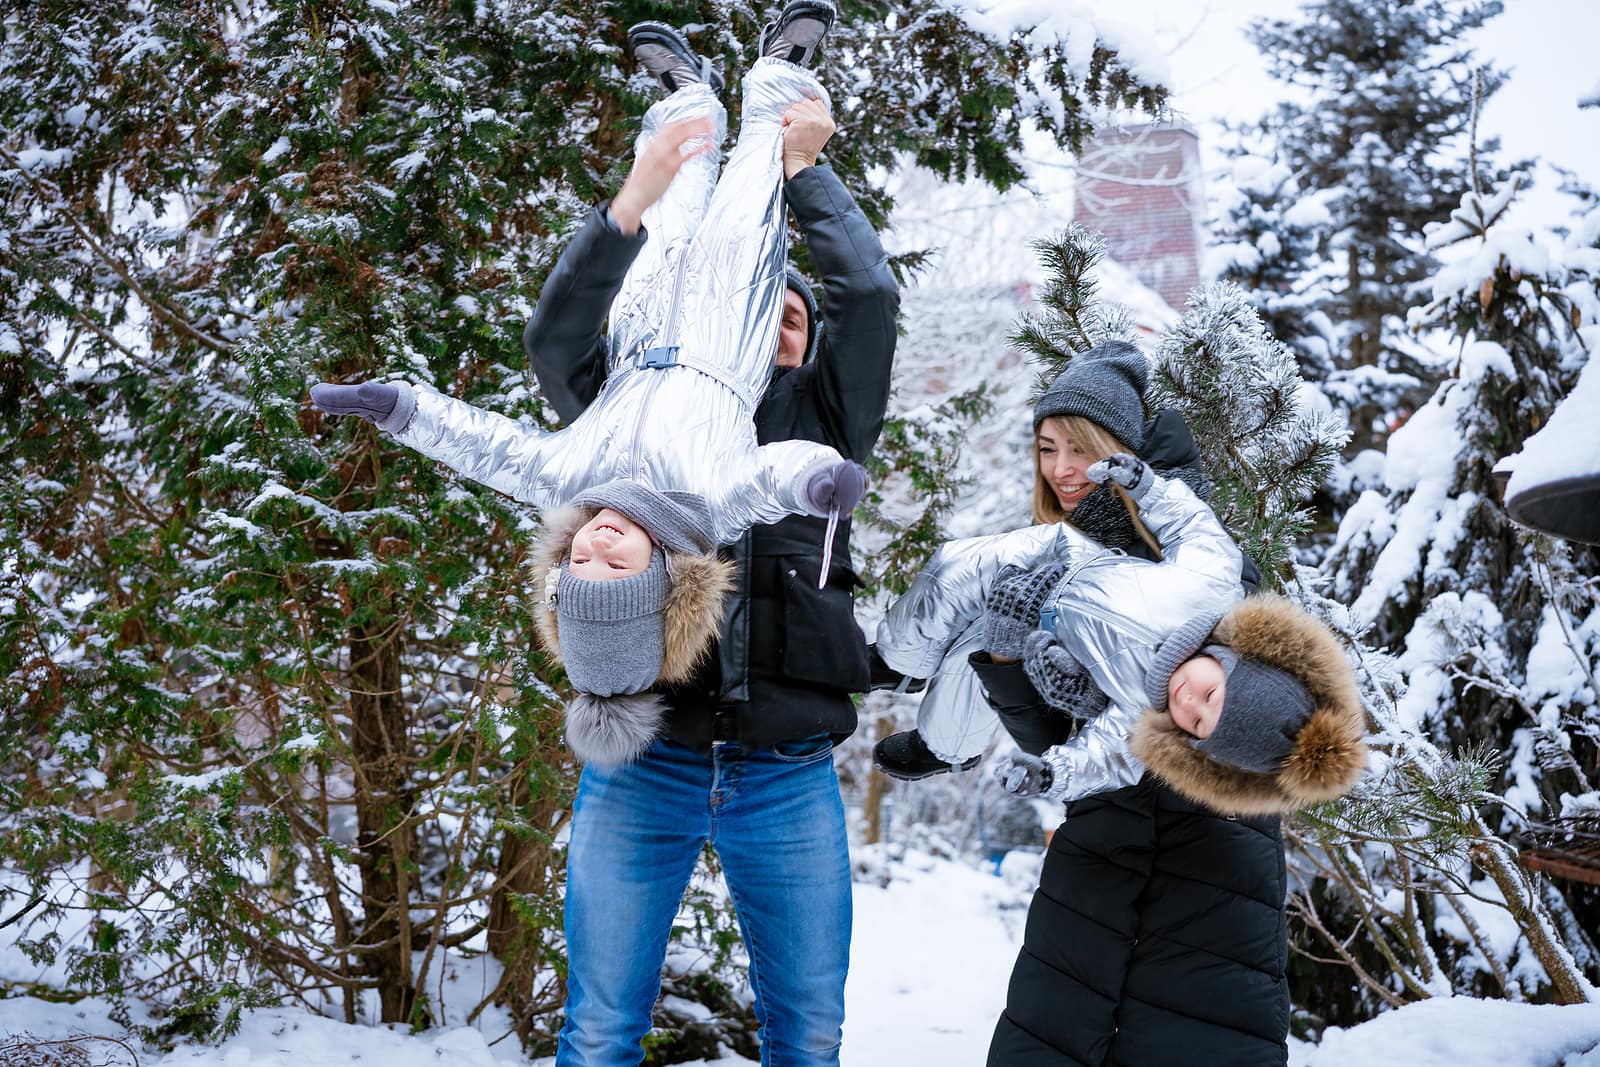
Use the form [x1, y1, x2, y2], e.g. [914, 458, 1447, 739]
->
[762, 0, 837, 65]
[872, 754, 983, 782]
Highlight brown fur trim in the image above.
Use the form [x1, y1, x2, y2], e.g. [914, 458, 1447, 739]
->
[529, 505, 594, 668]
[1131, 594, 1369, 816]
[528, 504, 732, 688]
[657, 551, 736, 686]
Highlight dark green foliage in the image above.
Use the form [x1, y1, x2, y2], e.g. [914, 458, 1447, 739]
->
[1009, 224, 1135, 399]
[859, 385, 994, 597]
[0, 0, 1165, 1046]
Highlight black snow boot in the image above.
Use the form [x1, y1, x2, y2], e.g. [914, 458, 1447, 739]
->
[627, 21, 724, 95]
[758, 0, 836, 67]
[874, 729, 981, 782]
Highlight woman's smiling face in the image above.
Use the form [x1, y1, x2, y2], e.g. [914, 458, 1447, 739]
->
[1036, 421, 1099, 515]
[568, 508, 655, 580]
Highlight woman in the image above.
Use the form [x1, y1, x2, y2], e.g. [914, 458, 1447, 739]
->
[874, 340, 1311, 1066]
[872, 340, 1245, 779]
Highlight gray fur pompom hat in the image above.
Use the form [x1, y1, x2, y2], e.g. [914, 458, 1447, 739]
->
[551, 481, 717, 699]
[1033, 339, 1150, 452]
[532, 480, 735, 764]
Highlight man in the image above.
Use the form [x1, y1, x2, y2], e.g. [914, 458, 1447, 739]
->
[523, 5, 897, 1065]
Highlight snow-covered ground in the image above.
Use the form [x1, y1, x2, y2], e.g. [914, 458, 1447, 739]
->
[5, 846, 1600, 1066]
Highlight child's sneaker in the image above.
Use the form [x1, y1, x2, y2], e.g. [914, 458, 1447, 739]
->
[627, 21, 724, 95]
[758, 0, 836, 67]
[873, 729, 981, 781]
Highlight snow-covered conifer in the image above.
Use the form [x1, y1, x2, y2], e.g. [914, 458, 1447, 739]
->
[0, 0, 1168, 1040]
[1315, 173, 1600, 1009]
[1222, 0, 1523, 455]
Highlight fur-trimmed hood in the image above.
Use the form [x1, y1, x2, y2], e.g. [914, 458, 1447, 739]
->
[1131, 594, 1369, 816]
[531, 504, 734, 763]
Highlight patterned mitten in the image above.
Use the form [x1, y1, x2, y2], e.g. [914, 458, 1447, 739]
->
[992, 750, 1069, 800]
[1086, 452, 1156, 502]
[984, 561, 1068, 661]
[1021, 630, 1111, 720]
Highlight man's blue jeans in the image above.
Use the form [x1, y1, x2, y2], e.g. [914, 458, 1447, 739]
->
[556, 735, 852, 1067]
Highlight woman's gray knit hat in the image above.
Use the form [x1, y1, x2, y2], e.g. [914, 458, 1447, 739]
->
[1033, 339, 1150, 451]
[554, 481, 717, 697]
[1145, 613, 1317, 775]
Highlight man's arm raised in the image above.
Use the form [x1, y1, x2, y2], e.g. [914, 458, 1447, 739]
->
[524, 118, 715, 423]
[781, 100, 899, 461]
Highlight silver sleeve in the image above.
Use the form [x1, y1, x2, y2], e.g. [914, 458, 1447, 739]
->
[389, 383, 561, 511]
[875, 524, 1080, 680]
[1136, 474, 1243, 586]
[704, 440, 841, 545]
[1044, 646, 1152, 801]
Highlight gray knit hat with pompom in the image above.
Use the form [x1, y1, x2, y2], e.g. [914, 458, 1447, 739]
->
[553, 481, 716, 697]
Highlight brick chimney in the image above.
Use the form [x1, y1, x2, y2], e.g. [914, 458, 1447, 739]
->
[1072, 124, 1206, 314]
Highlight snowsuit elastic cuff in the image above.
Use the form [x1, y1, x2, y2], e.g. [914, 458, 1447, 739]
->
[378, 382, 418, 434]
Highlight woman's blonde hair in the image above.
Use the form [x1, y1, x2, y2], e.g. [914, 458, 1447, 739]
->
[1032, 414, 1162, 557]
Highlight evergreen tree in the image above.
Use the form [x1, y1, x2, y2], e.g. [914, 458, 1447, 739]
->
[1222, 0, 1520, 454]
[1314, 173, 1600, 1009]
[1149, 285, 1347, 584]
[1210, 154, 1339, 384]
[0, 0, 1166, 1045]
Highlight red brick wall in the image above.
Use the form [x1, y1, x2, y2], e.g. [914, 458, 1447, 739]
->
[1072, 125, 1205, 313]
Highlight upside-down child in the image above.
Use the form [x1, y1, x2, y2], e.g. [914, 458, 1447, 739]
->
[311, 27, 865, 764]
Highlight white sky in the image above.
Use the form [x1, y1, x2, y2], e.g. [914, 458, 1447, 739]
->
[1112, 0, 1600, 231]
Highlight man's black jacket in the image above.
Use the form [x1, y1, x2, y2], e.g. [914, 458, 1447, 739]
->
[525, 163, 898, 749]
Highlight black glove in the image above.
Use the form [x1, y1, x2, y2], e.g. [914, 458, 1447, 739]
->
[984, 562, 1068, 661]
[1021, 630, 1110, 720]
[310, 382, 401, 423]
[806, 460, 868, 514]
[1086, 452, 1156, 502]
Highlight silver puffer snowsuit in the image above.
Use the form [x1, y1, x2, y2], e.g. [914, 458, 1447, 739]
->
[875, 474, 1243, 800]
[386, 60, 842, 546]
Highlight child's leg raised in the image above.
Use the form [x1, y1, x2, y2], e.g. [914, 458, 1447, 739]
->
[606, 87, 727, 375]
[664, 60, 830, 399]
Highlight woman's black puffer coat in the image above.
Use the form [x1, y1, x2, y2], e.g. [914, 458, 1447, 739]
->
[986, 777, 1289, 1066]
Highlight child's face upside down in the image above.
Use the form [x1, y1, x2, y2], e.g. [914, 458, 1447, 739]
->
[568, 508, 655, 580]
[1166, 654, 1227, 740]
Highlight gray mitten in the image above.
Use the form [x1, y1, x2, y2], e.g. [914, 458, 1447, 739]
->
[984, 561, 1068, 660]
[805, 460, 869, 514]
[310, 382, 412, 431]
[1021, 630, 1111, 720]
[992, 750, 1069, 800]
[1087, 452, 1155, 502]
